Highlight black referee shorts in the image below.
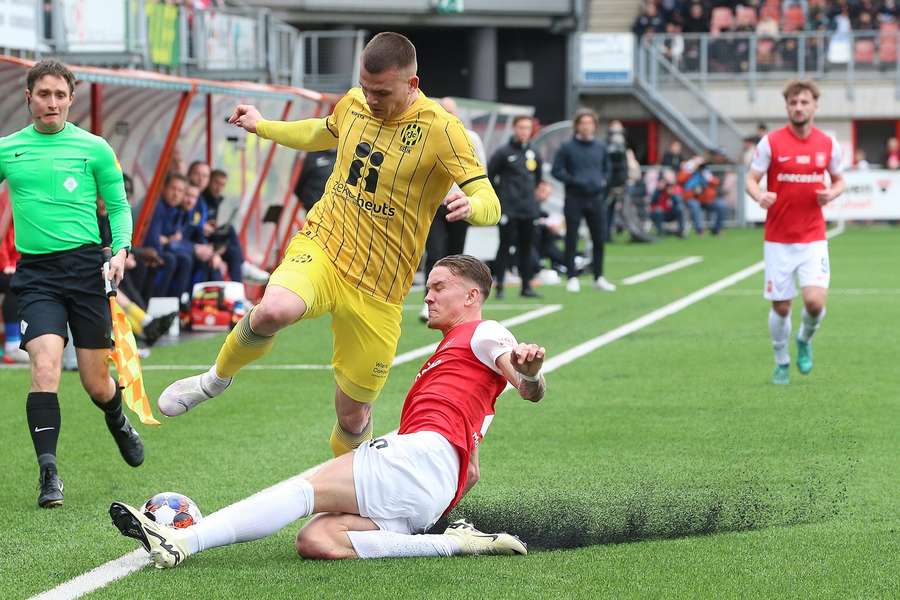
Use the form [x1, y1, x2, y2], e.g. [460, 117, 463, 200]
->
[11, 244, 112, 350]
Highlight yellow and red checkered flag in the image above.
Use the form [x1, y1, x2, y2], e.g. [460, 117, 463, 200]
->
[109, 300, 160, 425]
[103, 250, 160, 426]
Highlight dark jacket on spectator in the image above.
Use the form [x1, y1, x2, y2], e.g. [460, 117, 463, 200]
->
[487, 137, 543, 219]
[144, 200, 188, 253]
[200, 188, 223, 223]
[295, 149, 337, 212]
[552, 136, 610, 202]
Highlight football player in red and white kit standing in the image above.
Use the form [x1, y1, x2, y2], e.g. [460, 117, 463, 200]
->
[746, 80, 844, 385]
[109, 255, 546, 566]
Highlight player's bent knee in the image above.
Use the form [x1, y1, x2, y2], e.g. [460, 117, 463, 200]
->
[295, 528, 340, 560]
[253, 293, 306, 332]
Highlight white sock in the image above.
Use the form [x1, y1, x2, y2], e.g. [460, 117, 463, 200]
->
[769, 309, 791, 366]
[186, 478, 315, 554]
[797, 308, 825, 343]
[347, 530, 460, 559]
[201, 366, 233, 395]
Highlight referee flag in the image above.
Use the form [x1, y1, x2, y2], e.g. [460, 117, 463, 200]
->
[109, 301, 160, 426]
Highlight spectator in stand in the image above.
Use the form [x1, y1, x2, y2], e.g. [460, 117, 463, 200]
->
[198, 168, 269, 284]
[531, 180, 567, 278]
[682, 2, 708, 33]
[855, 10, 877, 30]
[633, 2, 666, 37]
[650, 169, 686, 237]
[679, 155, 726, 236]
[551, 108, 616, 293]
[854, 148, 871, 169]
[121, 173, 165, 309]
[488, 115, 542, 299]
[0, 223, 28, 363]
[144, 173, 193, 298]
[295, 149, 337, 213]
[663, 21, 686, 67]
[182, 183, 227, 284]
[660, 139, 685, 171]
[878, 0, 899, 23]
[883, 136, 900, 166]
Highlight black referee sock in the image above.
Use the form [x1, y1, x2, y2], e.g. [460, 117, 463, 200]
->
[27, 392, 61, 466]
[92, 385, 124, 428]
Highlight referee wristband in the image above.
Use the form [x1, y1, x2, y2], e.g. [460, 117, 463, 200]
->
[519, 371, 542, 383]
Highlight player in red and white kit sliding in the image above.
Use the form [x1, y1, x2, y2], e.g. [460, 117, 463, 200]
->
[109, 255, 545, 565]
[746, 80, 844, 385]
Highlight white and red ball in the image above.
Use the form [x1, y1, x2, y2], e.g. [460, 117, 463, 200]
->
[142, 492, 203, 528]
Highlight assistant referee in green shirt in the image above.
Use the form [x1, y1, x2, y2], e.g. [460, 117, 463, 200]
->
[0, 60, 144, 509]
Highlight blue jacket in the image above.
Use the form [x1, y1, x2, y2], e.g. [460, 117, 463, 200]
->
[144, 199, 188, 254]
[552, 136, 610, 202]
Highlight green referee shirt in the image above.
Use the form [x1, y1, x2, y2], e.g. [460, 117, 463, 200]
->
[0, 122, 131, 255]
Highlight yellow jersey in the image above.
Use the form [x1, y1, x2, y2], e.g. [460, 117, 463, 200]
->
[257, 88, 498, 305]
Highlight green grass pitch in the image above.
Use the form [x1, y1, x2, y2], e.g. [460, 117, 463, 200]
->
[1, 226, 898, 598]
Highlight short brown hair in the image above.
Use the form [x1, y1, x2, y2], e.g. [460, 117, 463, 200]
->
[573, 108, 599, 127]
[512, 115, 533, 127]
[362, 32, 417, 74]
[433, 255, 492, 303]
[27, 59, 76, 95]
[782, 79, 820, 101]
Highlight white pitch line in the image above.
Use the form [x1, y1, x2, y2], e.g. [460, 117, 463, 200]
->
[621, 256, 704, 286]
[34, 223, 851, 599]
[541, 260, 764, 375]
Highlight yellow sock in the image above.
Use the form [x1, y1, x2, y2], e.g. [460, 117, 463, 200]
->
[214, 310, 275, 377]
[125, 304, 146, 335]
[329, 418, 373, 457]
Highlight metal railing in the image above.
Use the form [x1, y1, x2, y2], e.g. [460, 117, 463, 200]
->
[636, 38, 747, 160]
[645, 30, 900, 100]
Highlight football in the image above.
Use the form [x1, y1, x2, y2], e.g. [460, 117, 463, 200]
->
[142, 492, 203, 528]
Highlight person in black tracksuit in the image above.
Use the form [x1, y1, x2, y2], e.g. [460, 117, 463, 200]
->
[487, 116, 542, 298]
[551, 108, 616, 292]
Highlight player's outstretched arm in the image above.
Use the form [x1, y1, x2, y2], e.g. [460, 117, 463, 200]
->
[497, 343, 546, 403]
[229, 104, 338, 151]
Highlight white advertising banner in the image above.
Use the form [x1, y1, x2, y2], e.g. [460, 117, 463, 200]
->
[744, 169, 900, 221]
[0, 0, 39, 51]
[61, 0, 126, 52]
[578, 33, 634, 85]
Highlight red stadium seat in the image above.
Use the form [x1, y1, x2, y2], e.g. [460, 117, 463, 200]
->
[854, 39, 876, 64]
[710, 7, 735, 34]
[880, 22, 899, 63]
[782, 6, 805, 32]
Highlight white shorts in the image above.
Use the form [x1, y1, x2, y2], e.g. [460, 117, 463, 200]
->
[353, 431, 460, 535]
[763, 240, 830, 301]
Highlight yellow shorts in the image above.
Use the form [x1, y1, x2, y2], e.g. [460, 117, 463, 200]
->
[268, 233, 402, 403]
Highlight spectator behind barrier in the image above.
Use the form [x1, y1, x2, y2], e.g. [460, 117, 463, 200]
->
[144, 173, 193, 298]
